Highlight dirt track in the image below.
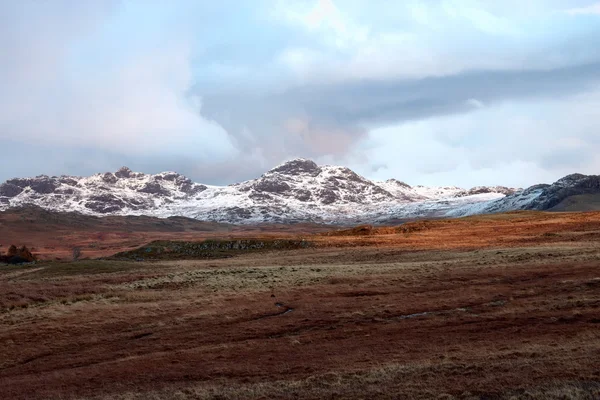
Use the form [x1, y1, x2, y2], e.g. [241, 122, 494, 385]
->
[1, 212, 600, 399]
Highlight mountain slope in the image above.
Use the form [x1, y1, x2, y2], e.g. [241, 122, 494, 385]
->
[3, 159, 595, 224]
[549, 194, 600, 212]
[451, 173, 600, 217]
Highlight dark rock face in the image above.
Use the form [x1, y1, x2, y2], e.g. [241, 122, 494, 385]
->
[526, 184, 551, 192]
[318, 189, 339, 205]
[32, 178, 57, 194]
[386, 179, 411, 189]
[319, 171, 393, 204]
[115, 167, 133, 179]
[138, 182, 170, 196]
[179, 181, 207, 196]
[495, 187, 517, 196]
[253, 179, 291, 194]
[224, 207, 253, 219]
[294, 189, 312, 202]
[559, 173, 587, 183]
[269, 159, 321, 176]
[249, 192, 273, 201]
[332, 167, 364, 184]
[0, 183, 23, 197]
[465, 187, 490, 196]
[59, 177, 78, 186]
[368, 185, 393, 198]
[6, 177, 58, 194]
[155, 172, 180, 182]
[102, 173, 118, 184]
[456, 186, 517, 197]
[85, 194, 127, 213]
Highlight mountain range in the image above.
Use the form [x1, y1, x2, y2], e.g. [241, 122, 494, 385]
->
[1, 159, 599, 224]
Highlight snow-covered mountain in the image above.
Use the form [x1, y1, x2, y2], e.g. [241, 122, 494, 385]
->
[1, 158, 594, 224]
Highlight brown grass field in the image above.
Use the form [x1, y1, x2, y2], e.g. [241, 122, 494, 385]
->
[1, 211, 600, 399]
[0, 206, 332, 260]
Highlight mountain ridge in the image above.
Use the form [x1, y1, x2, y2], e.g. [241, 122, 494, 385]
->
[1, 158, 597, 224]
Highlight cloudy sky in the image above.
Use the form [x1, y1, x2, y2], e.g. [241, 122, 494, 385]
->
[1, 0, 600, 188]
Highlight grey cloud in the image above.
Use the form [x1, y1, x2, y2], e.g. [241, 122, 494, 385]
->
[199, 61, 600, 168]
[540, 148, 594, 170]
[293, 62, 600, 127]
[200, 90, 367, 165]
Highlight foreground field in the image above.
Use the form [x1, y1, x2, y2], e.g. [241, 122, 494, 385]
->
[1, 212, 600, 399]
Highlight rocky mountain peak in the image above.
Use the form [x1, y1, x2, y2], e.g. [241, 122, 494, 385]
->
[556, 173, 588, 186]
[385, 179, 412, 189]
[115, 166, 133, 179]
[267, 158, 321, 177]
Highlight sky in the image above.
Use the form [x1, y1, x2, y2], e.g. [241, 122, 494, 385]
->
[1, 0, 600, 188]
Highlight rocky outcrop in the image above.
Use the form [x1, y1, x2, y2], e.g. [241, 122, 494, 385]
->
[115, 166, 133, 179]
[3, 177, 57, 195]
[269, 159, 321, 177]
[455, 186, 517, 197]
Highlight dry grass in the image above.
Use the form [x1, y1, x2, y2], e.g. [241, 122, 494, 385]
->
[85, 371, 600, 400]
[2, 212, 600, 399]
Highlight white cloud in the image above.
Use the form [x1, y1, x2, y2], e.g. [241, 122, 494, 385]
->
[566, 3, 600, 15]
[0, 1, 236, 163]
[441, 1, 521, 36]
[272, 0, 585, 83]
[352, 87, 600, 188]
[273, 0, 369, 50]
